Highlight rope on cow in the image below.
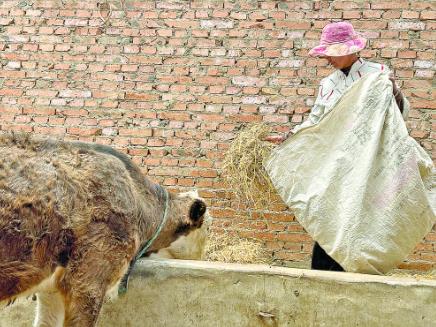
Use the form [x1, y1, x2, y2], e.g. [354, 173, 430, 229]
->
[118, 186, 169, 296]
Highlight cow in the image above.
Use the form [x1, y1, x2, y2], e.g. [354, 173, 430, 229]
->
[0, 133, 207, 327]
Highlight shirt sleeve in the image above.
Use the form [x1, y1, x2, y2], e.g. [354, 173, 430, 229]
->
[291, 83, 326, 133]
[292, 104, 325, 133]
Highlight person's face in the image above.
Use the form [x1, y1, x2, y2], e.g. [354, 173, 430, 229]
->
[323, 54, 357, 69]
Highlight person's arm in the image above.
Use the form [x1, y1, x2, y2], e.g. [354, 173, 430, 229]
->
[291, 103, 325, 134]
[264, 103, 326, 144]
[264, 81, 326, 144]
[291, 80, 327, 134]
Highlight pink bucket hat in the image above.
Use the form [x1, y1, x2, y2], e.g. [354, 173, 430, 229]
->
[309, 21, 367, 57]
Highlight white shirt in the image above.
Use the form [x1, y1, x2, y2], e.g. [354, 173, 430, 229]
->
[292, 59, 410, 133]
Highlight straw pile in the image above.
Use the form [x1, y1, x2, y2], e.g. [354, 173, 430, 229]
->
[204, 231, 271, 264]
[222, 123, 280, 209]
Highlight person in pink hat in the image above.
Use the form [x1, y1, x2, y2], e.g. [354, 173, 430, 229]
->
[265, 21, 410, 272]
[267, 21, 409, 143]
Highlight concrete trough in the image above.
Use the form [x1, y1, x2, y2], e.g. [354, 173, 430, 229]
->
[1, 259, 436, 327]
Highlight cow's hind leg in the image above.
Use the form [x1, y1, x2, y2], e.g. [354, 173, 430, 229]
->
[63, 286, 106, 327]
[61, 244, 131, 326]
[60, 259, 108, 327]
[33, 290, 65, 327]
[61, 258, 129, 327]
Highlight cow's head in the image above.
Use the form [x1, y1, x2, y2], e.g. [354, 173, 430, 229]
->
[148, 189, 207, 252]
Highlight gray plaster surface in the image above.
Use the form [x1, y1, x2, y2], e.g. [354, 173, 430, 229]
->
[1, 259, 435, 327]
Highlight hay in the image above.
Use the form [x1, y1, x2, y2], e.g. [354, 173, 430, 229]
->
[204, 231, 271, 264]
[222, 123, 279, 209]
[387, 270, 436, 280]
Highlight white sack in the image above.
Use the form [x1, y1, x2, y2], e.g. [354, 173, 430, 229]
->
[264, 72, 435, 274]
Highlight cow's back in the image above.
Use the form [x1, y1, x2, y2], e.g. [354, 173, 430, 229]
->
[0, 135, 142, 264]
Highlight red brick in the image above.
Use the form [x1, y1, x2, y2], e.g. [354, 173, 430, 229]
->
[343, 11, 362, 19]
[397, 261, 434, 272]
[275, 21, 311, 30]
[371, 1, 409, 9]
[352, 20, 387, 30]
[0, 89, 23, 96]
[0, 70, 26, 78]
[274, 251, 310, 261]
[398, 50, 417, 59]
[67, 127, 101, 136]
[118, 129, 152, 137]
[14, 115, 31, 123]
[22, 107, 56, 115]
[372, 40, 409, 49]
[277, 233, 313, 243]
[251, 231, 277, 242]
[125, 93, 160, 101]
[32, 116, 49, 124]
[414, 243, 434, 252]
[264, 213, 295, 222]
[421, 11, 436, 20]
[34, 126, 66, 135]
[48, 117, 66, 125]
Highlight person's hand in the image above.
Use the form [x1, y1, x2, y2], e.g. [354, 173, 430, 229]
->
[263, 134, 288, 145]
[388, 73, 399, 94]
[388, 73, 405, 113]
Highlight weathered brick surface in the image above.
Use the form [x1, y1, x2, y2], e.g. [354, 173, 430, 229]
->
[0, 0, 434, 271]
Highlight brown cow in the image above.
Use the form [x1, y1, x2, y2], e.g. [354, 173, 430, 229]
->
[0, 133, 206, 327]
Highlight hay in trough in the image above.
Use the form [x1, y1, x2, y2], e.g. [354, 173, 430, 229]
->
[204, 231, 271, 264]
[222, 123, 280, 209]
[387, 269, 436, 280]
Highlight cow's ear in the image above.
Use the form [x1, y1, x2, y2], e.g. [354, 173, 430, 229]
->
[190, 199, 206, 222]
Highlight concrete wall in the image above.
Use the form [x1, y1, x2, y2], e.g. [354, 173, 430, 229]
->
[1, 259, 436, 327]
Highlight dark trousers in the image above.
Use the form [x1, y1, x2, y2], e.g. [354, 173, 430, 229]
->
[311, 242, 344, 272]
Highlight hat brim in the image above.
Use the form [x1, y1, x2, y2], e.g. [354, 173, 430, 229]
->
[309, 37, 367, 57]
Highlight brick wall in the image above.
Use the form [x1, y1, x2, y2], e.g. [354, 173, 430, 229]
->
[0, 0, 434, 271]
